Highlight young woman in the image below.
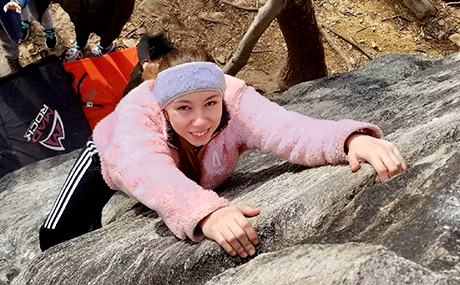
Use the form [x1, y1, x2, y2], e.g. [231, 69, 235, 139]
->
[122, 33, 176, 97]
[39, 49, 407, 258]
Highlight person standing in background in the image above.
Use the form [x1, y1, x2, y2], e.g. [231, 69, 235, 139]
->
[20, 0, 57, 49]
[122, 33, 176, 97]
[1, 0, 28, 72]
[34, 0, 135, 62]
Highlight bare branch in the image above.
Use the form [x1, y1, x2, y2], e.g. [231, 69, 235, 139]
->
[123, 20, 145, 38]
[198, 15, 228, 25]
[220, 0, 259, 11]
[381, 14, 412, 22]
[322, 24, 373, 60]
[223, 0, 287, 75]
[319, 26, 352, 71]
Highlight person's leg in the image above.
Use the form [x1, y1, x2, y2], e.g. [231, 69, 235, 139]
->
[20, 2, 32, 42]
[98, 38, 115, 51]
[39, 140, 116, 251]
[88, 39, 115, 58]
[74, 21, 89, 50]
[26, 0, 57, 48]
[20, 5, 32, 23]
[67, 21, 89, 61]
[89, 0, 135, 57]
[27, 0, 53, 30]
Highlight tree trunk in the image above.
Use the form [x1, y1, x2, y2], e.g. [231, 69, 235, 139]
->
[277, 0, 327, 90]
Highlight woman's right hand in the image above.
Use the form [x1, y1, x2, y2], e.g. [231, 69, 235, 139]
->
[199, 205, 260, 258]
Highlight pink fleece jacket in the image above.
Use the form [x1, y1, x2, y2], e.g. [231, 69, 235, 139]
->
[92, 75, 383, 242]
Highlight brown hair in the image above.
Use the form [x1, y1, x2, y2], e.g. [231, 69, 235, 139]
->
[150, 48, 223, 184]
[142, 48, 215, 81]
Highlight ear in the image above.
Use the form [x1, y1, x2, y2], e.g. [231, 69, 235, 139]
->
[163, 110, 170, 121]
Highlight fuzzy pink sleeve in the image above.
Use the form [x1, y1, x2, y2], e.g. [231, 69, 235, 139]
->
[234, 86, 383, 166]
[93, 81, 229, 242]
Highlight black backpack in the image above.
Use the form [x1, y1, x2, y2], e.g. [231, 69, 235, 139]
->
[0, 55, 91, 178]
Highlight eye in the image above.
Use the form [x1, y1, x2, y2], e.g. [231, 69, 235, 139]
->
[205, 101, 217, 107]
[177, 106, 190, 111]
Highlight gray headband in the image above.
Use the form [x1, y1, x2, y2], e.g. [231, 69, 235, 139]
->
[153, 62, 226, 109]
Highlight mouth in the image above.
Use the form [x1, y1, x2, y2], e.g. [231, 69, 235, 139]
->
[190, 128, 210, 139]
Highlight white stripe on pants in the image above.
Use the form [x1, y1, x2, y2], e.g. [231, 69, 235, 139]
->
[44, 141, 97, 229]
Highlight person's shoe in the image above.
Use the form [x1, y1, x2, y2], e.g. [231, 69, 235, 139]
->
[67, 43, 88, 62]
[7, 58, 22, 73]
[44, 27, 58, 49]
[20, 21, 31, 42]
[88, 42, 116, 57]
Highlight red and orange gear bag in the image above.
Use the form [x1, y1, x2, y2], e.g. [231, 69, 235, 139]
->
[63, 47, 138, 130]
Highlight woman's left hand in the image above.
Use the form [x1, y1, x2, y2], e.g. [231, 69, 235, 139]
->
[3, 1, 22, 13]
[345, 133, 407, 181]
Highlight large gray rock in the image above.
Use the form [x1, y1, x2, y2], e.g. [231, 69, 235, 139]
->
[207, 243, 454, 285]
[2, 52, 460, 284]
[0, 151, 80, 284]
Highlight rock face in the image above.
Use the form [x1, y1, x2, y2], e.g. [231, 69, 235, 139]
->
[0, 56, 12, 77]
[2, 52, 460, 284]
[0, 151, 80, 284]
[207, 244, 454, 285]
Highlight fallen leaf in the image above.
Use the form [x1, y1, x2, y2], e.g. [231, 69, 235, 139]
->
[448, 33, 460, 46]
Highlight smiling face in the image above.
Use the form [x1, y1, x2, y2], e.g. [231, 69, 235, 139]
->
[164, 91, 223, 147]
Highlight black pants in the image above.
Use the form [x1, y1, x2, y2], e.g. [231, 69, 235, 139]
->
[73, 22, 113, 50]
[39, 140, 115, 251]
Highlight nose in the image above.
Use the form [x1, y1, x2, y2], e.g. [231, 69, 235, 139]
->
[192, 109, 207, 126]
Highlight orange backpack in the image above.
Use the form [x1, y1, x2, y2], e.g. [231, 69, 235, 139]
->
[63, 47, 138, 130]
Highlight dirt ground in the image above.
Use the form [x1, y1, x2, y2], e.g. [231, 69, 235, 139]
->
[14, 0, 460, 95]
